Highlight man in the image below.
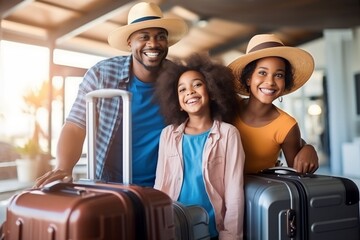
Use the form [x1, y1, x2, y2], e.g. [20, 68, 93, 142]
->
[34, 2, 188, 187]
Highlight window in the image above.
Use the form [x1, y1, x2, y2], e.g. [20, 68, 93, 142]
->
[0, 40, 105, 182]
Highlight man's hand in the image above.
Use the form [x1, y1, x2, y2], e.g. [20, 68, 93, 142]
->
[33, 169, 73, 188]
[293, 144, 319, 173]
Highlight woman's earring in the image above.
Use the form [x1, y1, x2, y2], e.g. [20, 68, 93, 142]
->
[278, 96, 283, 103]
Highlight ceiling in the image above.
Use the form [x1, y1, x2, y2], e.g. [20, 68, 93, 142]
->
[1, 0, 360, 63]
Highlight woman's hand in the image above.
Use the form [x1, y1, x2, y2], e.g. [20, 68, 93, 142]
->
[293, 144, 319, 173]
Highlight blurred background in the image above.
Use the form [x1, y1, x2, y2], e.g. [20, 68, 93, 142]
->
[0, 0, 360, 186]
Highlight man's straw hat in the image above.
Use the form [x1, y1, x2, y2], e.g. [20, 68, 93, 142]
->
[108, 2, 188, 52]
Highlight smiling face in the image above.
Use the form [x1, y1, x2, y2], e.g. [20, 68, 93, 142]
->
[127, 27, 169, 71]
[177, 70, 210, 117]
[247, 57, 286, 104]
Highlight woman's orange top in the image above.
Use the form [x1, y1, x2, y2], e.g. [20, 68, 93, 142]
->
[234, 106, 297, 173]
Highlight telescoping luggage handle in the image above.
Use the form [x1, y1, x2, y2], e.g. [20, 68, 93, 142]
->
[85, 89, 132, 184]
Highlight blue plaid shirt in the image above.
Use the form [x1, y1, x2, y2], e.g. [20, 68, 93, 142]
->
[67, 55, 132, 178]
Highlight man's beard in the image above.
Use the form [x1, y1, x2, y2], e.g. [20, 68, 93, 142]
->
[136, 49, 168, 72]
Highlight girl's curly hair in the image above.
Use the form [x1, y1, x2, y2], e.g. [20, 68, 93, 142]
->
[154, 53, 240, 126]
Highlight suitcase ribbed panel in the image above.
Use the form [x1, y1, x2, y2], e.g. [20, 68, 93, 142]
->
[6, 188, 136, 240]
[244, 169, 360, 240]
[173, 201, 210, 240]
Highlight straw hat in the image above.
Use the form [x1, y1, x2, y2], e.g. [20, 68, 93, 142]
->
[228, 34, 314, 96]
[108, 2, 188, 52]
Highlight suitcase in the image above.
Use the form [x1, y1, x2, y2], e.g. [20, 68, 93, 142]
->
[3, 89, 176, 240]
[173, 201, 210, 240]
[244, 167, 360, 240]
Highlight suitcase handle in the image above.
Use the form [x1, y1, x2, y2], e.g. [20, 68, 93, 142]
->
[261, 167, 313, 177]
[261, 167, 299, 175]
[85, 89, 132, 184]
[42, 181, 86, 195]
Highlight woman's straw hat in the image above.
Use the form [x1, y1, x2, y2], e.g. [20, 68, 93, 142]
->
[108, 2, 188, 52]
[228, 34, 314, 96]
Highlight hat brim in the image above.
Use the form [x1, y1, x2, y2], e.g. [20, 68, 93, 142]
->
[228, 46, 314, 96]
[108, 18, 188, 52]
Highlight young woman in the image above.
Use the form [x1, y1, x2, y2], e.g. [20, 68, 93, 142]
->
[228, 34, 318, 174]
[154, 54, 245, 240]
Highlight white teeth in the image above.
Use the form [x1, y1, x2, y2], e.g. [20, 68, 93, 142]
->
[260, 88, 275, 94]
[145, 52, 159, 58]
[186, 98, 199, 104]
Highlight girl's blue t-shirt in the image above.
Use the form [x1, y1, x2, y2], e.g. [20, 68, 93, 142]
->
[105, 75, 165, 186]
[178, 130, 218, 238]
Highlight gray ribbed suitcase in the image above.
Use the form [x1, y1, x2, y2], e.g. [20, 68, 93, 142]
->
[244, 167, 360, 240]
[173, 201, 210, 240]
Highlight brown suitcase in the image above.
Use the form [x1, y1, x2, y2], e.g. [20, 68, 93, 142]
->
[3, 89, 176, 240]
[4, 180, 175, 240]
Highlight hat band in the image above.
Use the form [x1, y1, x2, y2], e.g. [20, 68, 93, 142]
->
[130, 16, 161, 24]
[248, 41, 284, 53]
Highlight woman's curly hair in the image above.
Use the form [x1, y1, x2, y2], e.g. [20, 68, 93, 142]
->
[154, 53, 240, 126]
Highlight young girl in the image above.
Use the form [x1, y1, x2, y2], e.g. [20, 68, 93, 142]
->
[228, 34, 317, 174]
[154, 54, 245, 240]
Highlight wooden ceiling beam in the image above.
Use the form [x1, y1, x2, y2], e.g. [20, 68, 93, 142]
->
[0, 0, 34, 18]
[49, 1, 133, 45]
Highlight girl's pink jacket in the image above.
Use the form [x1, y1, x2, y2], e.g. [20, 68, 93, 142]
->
[154, 119, 245, 240]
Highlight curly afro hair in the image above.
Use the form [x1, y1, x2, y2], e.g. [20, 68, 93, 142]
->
[154, 53, 240, 126]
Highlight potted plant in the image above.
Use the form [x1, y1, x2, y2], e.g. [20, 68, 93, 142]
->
[15, 81, 51, 182]
[15, 137, 43, 182]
